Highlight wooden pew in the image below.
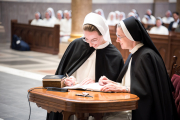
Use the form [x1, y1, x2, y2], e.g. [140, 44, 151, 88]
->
[142, 23, 155, 30]
[11, 20, 59, 55]
[109, 25, 180, 74]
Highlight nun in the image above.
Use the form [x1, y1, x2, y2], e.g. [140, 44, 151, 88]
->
[142, 9, 156, 24]
[162, 10, 174, 24]
[95, 9, 106, 19]
[119, 12, 126, 21]
[46, 12, 124, 120]
[131, 9, 141, 21]
[55, 10, 63, 25]
[41, 10, 55, 27]
[30, 12, 43, 26]
[107, 12, 116, 26]
[149, 17, 169, 35]
[115, 11, 120, 24]
[47, 7, 56, 22]
[60, 10, 71, 42]
[99, 16, 178, 120]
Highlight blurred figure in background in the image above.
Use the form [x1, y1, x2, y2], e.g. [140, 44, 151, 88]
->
[149, 17, 169, 35]
[119, 12, 126, 21]
[168, 12, 180, 31]
[47, 7, 56, 22]
[41, 10, 55, 27]
[162, 10, 174, 24]
[95, 9, 106, 19]
[142, 9, 156, 24]
[128, 12, 136, 18]
[132, 9, 141, 21]
[30, 12, 43, 26]
[56, 10, 63, 25]
[115, 11, 120, 24]
[107, 12, 116, 26]
[60, 11, 71, 42]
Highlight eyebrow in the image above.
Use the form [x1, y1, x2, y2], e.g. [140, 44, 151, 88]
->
[85, 37, 97, 41]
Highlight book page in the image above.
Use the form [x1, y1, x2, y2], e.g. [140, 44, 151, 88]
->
[63, 83, 104, 92]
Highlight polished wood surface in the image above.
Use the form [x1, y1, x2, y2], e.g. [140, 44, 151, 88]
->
[11, 20, 59, 55]
[28, 87, 139, 120]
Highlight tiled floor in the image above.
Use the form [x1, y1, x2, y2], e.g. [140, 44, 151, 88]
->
[0, 42, 62, 120]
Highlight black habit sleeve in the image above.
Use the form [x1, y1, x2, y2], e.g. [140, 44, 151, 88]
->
[129, 46, 178, 120]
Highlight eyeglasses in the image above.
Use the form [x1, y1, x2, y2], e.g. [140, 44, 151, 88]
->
[116, 33, 126, 40]
[83, 37, 98, 44]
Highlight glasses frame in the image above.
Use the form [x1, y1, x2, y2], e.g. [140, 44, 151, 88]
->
[116, 33, 126, 40]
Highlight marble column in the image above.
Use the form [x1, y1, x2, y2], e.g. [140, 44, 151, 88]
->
[176, 0, 180, 15]
[68, 0, 92, 42]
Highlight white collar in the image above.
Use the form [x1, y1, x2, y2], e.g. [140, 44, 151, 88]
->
[174, 19, 179, 23]
[130, 43, 144, 54]
[96, 41, 109, 49]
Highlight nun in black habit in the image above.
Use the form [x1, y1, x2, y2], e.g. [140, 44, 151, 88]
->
[46, 13, 124, 120]
[99, 16, 178, 120]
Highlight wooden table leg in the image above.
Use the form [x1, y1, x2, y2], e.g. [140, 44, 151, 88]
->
[62, 111, 75, 120]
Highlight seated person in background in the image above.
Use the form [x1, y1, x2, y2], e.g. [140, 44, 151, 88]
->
[132, 9, 141, 21]
[41, 10, 55, 27]
[149, 17, 169, 35]
[55, 10, 63, 25]
[142, 9, 156, 24]
[46, 12, 124, 120]
[99, 16, 178, 120]
[175, 24, 180, 32]
[107, 12, 116, 26]
[162, 10, 174, 24]
[47, 7, 56, 23]
[119, 12, 126, 21]
[30, 12, 43, 26]
[115, 11, 120, 24]
[168, 12, 180, 31]
[60, 11, 71, 42]
[95, 9, 106, 19]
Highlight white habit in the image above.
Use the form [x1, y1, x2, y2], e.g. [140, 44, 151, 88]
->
[60, 18, 72, 42]
[162, 17, 174, 24]
[142, 15, 156, 24]
[149, 25, 169, 35]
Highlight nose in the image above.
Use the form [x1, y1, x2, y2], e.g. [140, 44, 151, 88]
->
[89, 42, 93, 47]
[116, 38, 120, 43]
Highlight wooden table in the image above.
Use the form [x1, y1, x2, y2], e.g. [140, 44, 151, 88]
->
[28, 87, 139, 120]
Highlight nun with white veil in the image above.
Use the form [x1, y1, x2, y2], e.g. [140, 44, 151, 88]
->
[55, 10, 63, 25]
[60, 10, 72, 42]
[119, 12, 126, 21]
[46, 12, 124, 120]
[47, 7, 56, 22]
[30, 12, 43, 26]
[107, 12, 116, 26]
[95, 9, 106, 19]
[115, 11, 120, 24]
[41, 10, 55, 27]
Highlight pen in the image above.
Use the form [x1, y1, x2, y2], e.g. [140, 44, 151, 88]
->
[66, 73, 73, 86]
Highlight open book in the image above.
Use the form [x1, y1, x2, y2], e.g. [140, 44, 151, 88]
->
[63, 83, 104, 92]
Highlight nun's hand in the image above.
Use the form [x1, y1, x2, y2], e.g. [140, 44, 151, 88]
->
[101, 84, 129, 93]
[80, 78, 95, 85]
[64, 76, 76, 86]
[99, 76, 113, 86]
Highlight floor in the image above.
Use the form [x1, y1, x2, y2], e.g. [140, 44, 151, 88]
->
[0, 42, 62, 120]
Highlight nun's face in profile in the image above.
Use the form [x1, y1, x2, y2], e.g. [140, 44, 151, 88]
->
[97, 11, 102, 16]
[116, 27, 133, 50]
[35, 13, 39, 20]
[84, 30, 104, 48]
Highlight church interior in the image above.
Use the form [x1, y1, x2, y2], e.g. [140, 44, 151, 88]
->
[0, 0, 180, 120]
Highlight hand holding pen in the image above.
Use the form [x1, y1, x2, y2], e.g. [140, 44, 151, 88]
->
[64, 73, 76, 86]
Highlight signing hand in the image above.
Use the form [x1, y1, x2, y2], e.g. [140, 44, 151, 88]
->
[98, 76, 113, 86]
[64, 76, 76, 86]
[80, 78, 95, 85]
[101, 83, 129, 93]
